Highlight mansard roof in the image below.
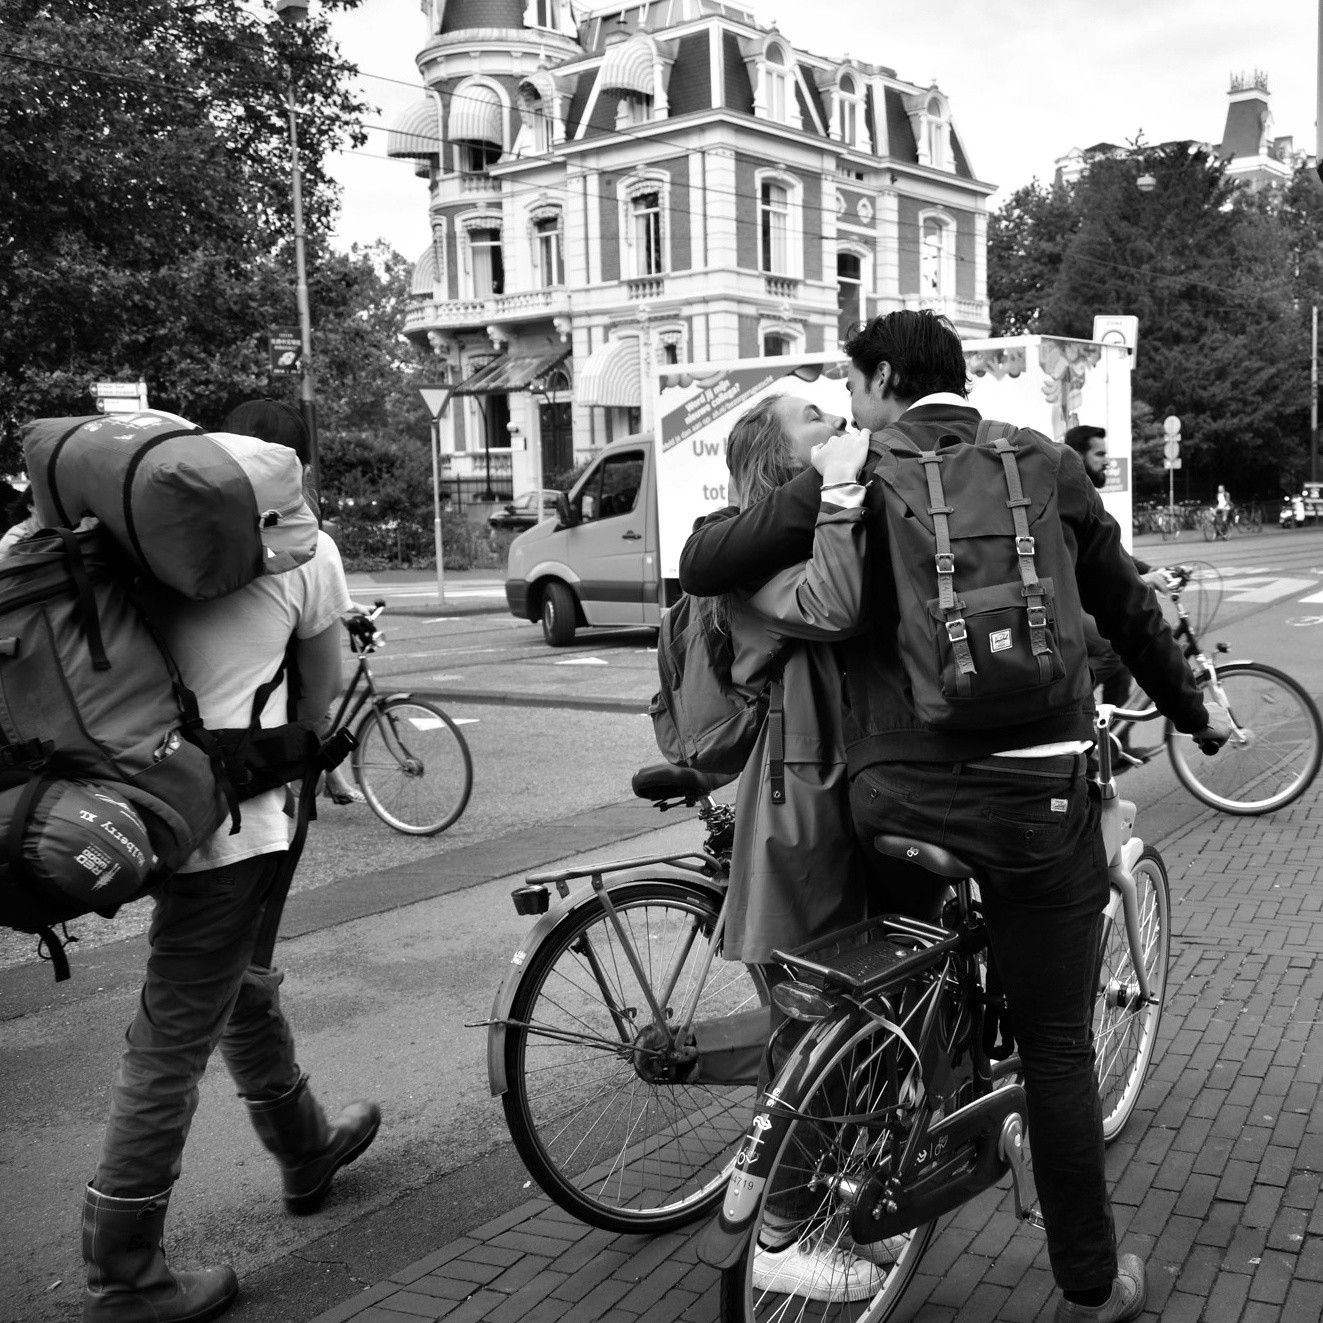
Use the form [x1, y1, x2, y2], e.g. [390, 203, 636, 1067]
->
[1220, 94, 1270, 161]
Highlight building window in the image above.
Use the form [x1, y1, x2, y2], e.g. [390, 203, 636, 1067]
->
[837, 251, 862, 339]
[760, 180, 790, 274]
[838, 73, 861, 148]
[763, 334, 790, 357]
[926, 96, 946, 169]
[534, 216, 562, 287]
[532, 0, 561, 27]
[616, 92, 653, 129]
[920, 215, 952, 299]
[631, 190, 663, 276]
[460, 141, 501, 174]
[526, 93, 552, 154]
[466, 226, 504, 297]
[765, 46, 788, 122]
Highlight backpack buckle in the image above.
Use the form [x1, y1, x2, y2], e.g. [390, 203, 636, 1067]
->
[946, 617, 968, 643]
[1026, 604, 1048, 628]
[1015, 536, 1035, 556]
[935, 553, 955, 575]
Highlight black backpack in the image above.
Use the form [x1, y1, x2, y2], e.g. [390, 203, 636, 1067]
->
[872, 420, 1092, 731]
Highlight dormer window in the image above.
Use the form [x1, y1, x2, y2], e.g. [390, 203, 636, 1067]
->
[838, 74, 862, 148]
[530, 0, 561, 28]
[765, 45, 789, 122]
[926, 96, 946, 168]
[617, 92, 653, 129]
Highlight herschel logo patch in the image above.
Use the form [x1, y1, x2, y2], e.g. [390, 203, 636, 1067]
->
[989, 629, 1012, 653]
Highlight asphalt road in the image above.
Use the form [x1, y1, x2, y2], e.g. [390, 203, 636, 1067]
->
[4, 529, 1323, 1323]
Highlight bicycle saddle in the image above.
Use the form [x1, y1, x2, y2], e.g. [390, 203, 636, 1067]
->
[631, 764, 735, 802]
[873, 834, 976, 879]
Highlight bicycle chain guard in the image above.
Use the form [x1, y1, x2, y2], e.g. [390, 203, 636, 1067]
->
[848, 1082, 1028, 1245]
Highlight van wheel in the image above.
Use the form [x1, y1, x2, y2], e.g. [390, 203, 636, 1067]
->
[542, 583, 577, 647]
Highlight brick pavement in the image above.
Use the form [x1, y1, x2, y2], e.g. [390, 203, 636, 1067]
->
[309, 787, 1323, 1323]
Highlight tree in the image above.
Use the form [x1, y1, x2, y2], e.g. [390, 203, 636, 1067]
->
[987, 178, 1079, 335]
[988, 144, 1313, 498]
[0, 0, 368, 461]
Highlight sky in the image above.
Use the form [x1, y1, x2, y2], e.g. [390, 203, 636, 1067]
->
[323, 0, 1319, 259]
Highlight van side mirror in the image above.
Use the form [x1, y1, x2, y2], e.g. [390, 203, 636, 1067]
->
[555, 491, 576, 528]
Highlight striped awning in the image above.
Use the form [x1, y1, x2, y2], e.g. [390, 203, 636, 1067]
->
[386, 99, 440, 160]
[576, 338, 640, 408]
[449, 83, 504, 146]
[410, 244, 439, 298]
[598, 36, 654, 96]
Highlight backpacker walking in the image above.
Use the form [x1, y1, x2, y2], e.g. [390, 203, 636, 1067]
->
[680, 310, 1231, 1322]
[53, 403, 382, 1323]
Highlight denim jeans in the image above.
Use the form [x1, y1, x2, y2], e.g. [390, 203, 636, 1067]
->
[851, 757, 1116, 1295]
[95, 852, 302, 1197]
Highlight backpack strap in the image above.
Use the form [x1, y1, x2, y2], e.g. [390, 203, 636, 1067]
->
[915, 446, 976, 684]
[119, 428, 205, 576]
[984, 424, 1056, 683]
[5, 774, 75, 981]
[54, 528, 109, 670]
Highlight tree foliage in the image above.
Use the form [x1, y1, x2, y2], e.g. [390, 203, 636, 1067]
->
[0, 0, 379, 459]
[988, 145, 1317, 498]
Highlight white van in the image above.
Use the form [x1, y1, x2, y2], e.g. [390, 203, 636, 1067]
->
[504, 434, 671, 646]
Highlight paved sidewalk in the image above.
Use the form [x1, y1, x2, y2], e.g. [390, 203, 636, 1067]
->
[308, 788, 1323, 1323]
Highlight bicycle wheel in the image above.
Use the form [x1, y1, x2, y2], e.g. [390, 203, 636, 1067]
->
[503, 879, 768, 1232]
[1159, 512, 1179, 542]
[1167, 663, 1323, 815]
[352, 698, 473, 834]
[1095, 847, 1169, 1143]
[722, 1017, 936, 1323]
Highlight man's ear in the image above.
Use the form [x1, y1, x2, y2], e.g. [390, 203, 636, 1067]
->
[874, 363, 893, 398]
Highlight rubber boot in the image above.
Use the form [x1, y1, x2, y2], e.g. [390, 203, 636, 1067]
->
[82, 1184, 238, 1323]
[244, 1073, 380, 1214]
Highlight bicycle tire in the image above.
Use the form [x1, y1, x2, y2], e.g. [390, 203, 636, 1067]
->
[352, 698, 473, 834]
[721, 1016, 936, 1323]
[503, 879, 768, 1233]
[1160, 514, 1179, 543]
[1167, 663, 1323, 815]
[1095, 847, 1170, 1143]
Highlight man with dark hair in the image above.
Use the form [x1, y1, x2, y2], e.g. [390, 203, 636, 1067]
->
[682, 310, 1228, 1322]
[1063, 425, 1170, 747]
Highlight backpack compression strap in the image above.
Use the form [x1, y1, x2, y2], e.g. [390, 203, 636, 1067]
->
[915, 448, 975, 681]
[982, 422, 1056, 683]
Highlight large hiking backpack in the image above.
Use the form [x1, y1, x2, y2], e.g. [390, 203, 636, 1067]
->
[649, 594, 785, 782]
[0, 526, 229, 977]
[873, 419, 1091, 731]
[22, 412, 319, 601]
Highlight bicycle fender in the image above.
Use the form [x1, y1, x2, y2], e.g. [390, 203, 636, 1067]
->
[486, 874, 728, 1096]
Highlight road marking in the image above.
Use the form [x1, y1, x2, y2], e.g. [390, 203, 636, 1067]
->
[1215, 576, 1317, 603]
[1297, 589, 1323, 604]
[554, 657, 609, 666]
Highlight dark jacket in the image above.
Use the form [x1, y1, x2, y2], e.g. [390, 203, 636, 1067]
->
[679, 402, 1209, 771]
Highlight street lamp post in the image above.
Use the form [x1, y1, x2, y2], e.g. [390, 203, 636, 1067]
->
[276, 0, 321, 501]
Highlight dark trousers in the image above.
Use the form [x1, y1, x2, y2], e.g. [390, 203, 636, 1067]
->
[95, 852, 302, 1197]
[851, 757, 1116, 1295]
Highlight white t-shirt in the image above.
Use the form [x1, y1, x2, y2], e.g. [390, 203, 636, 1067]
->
[155, 530, 352, 872]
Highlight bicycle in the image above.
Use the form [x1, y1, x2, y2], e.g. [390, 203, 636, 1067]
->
[1109, 564, 1323, 814]
[710, 703, 1173, 1322]
[484, 764, 772, 1233]
[325, 601, 474, 834]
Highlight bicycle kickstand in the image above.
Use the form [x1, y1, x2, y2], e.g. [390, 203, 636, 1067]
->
[998, 1115, 1046, 1230]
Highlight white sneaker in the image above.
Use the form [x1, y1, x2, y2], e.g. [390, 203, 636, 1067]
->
[752, 1239, 883, 1303]
[846, 1232, 909, 1267]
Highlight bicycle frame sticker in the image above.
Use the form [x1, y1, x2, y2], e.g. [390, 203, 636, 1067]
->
[723, 1168, 766, 1220]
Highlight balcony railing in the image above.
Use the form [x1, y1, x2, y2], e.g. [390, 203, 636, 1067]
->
[404, 288, 570, 334]
[458, 172, 502, 194]
[764, 276, 799, 299]
[626, 277, 665, 300]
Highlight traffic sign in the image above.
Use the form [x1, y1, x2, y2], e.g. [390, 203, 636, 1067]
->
[92, 381, 148, 414]
[1163, 415, 1181, 437]
[268, 329, 302, 375]
[1163, 438, 1181, 461]
[418, 385, 451, 419]
[1163, 458, 1183, 470]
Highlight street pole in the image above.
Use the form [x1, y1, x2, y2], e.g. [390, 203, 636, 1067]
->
[286, 80, 320, 502]
[1313, 305, 1319, 484]
[432, 415, 446, 606]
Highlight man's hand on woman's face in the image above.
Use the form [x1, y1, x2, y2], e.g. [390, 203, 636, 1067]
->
[811, 429, 870, 486]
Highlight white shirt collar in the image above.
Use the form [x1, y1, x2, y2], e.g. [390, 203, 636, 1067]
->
[902, 392, 973, 413]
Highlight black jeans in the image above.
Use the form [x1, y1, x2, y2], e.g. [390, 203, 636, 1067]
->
[851, 756, 1116, 1295]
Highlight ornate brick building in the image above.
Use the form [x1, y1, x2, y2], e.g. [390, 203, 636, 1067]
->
[389, 0, 992, 497]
